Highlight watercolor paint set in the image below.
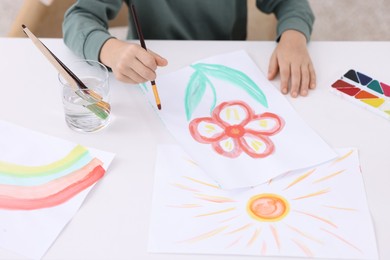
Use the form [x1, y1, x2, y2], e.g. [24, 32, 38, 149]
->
[330, 69, 390, 120]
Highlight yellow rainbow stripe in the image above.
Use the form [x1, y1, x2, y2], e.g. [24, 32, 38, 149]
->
[0, 145, 88, 177]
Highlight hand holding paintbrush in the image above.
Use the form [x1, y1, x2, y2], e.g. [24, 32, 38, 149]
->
[130, 4, 162, 110]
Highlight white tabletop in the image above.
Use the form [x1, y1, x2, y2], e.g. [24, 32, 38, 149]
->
[0, 38, 389, 260]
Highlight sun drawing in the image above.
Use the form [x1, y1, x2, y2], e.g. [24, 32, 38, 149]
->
[167, 149, 364, 258]
[247, 193, 289, 222]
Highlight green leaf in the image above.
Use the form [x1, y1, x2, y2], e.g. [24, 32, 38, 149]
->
[185, 70, 217, 120]
[192, 63, 268, 108]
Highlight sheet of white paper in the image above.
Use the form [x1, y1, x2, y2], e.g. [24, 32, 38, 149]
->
[141, 50, 337, 189]
[149, 145, 378, 259]
[0, 120, 115, 260]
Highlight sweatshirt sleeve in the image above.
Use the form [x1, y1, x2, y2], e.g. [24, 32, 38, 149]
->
[256, 0, 315, 42]
[62, 0, 124, 61]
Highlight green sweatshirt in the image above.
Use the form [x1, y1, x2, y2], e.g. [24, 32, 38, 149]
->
[63, 0, 314, 61]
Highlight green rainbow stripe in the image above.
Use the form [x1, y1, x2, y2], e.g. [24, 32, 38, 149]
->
[0, 145, 89, 177]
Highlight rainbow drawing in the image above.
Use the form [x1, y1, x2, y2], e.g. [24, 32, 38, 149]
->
[330, 69, 390, 120]
[0, 144, 105, 210]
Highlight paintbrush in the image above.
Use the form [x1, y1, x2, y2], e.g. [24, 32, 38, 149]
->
[21, 24, 110, 120]
[130, 4, 162, 110]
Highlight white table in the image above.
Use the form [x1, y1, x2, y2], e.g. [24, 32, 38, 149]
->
[0, 38, 389, 260]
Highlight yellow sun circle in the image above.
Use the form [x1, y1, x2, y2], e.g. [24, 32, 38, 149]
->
[247, 193, 290, 222]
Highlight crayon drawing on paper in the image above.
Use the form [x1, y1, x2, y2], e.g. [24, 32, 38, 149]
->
[148, 145, 378, 260]
[141, 50, 336, 189]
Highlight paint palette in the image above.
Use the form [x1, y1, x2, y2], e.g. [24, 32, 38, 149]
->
[330, 69, 390, 120]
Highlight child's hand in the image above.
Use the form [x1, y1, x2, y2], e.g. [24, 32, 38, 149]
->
[268, 30, 316, 97]
[100, 38, 168, 84]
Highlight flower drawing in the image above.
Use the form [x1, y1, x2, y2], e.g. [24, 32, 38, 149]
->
[189, 100, 284, 158]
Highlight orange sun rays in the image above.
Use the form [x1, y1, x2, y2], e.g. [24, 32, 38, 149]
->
[167, 150, 362, 257]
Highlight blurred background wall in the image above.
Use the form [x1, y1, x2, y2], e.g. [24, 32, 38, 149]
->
[1, 0, 389, 40]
